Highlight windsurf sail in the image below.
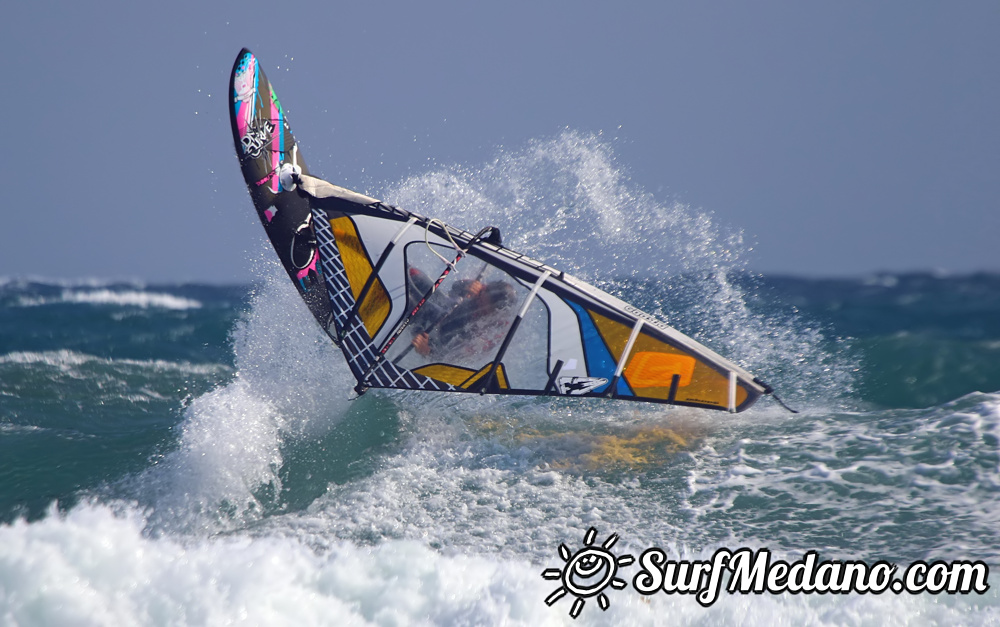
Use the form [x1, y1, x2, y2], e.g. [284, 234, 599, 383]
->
[292, 174, 770, 412]
[230, 48, 778, 413]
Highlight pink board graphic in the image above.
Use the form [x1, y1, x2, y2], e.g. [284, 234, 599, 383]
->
[229, 48, 335, 339]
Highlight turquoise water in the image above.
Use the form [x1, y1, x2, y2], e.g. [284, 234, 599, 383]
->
[1, 134, 997, 624]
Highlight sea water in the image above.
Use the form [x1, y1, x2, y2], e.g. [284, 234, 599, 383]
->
[1, 132, 998, 625]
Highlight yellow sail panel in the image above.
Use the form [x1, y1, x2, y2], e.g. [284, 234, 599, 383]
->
[413, 364, 477, 386]
[586, 310, 634, 360]
[411, 363, 509, 390]
[587, 310, 746, 407]
[734, 378, 750, 408]
[669, 369, 747, 408]
[329, 216, 390, 338]
[460, 364, 509, 390]
[629, 331, 737, 407]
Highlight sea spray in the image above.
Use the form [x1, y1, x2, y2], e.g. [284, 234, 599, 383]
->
[126, 132, 861, 544]
[384, 130, 856, 409]
[126, 259, 356, 534]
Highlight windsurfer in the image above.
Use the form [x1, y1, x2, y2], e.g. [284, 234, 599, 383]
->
[406, 269, 517, 357]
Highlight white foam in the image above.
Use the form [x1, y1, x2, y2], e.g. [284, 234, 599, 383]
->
[682, 393, 1000, 563]
[0, 423, 44, 435]
[16, 288, 203, 309]
[0, 276, 146, 289]
[127, 260, 355, 533]
[1, 501, 996, 626]
[134, 378, 285, 533]
[0, 349, 229, 377]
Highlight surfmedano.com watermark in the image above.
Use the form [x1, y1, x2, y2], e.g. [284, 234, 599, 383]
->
[542, 527, 990, 619]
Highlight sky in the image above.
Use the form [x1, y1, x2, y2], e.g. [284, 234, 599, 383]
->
[1, 1, 997, 283]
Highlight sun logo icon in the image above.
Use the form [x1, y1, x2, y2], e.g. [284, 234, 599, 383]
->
[542, 527, 634, 619]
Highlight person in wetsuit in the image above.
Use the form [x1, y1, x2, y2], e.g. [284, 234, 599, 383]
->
[406, 269, 517, 357]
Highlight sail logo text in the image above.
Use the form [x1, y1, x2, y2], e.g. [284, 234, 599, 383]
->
[633, 548, 990, 607]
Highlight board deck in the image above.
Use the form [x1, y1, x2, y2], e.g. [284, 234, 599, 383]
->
[229, 48, 335, 337]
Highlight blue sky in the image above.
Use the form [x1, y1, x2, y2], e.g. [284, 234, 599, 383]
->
[1, 1, 996, 282]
